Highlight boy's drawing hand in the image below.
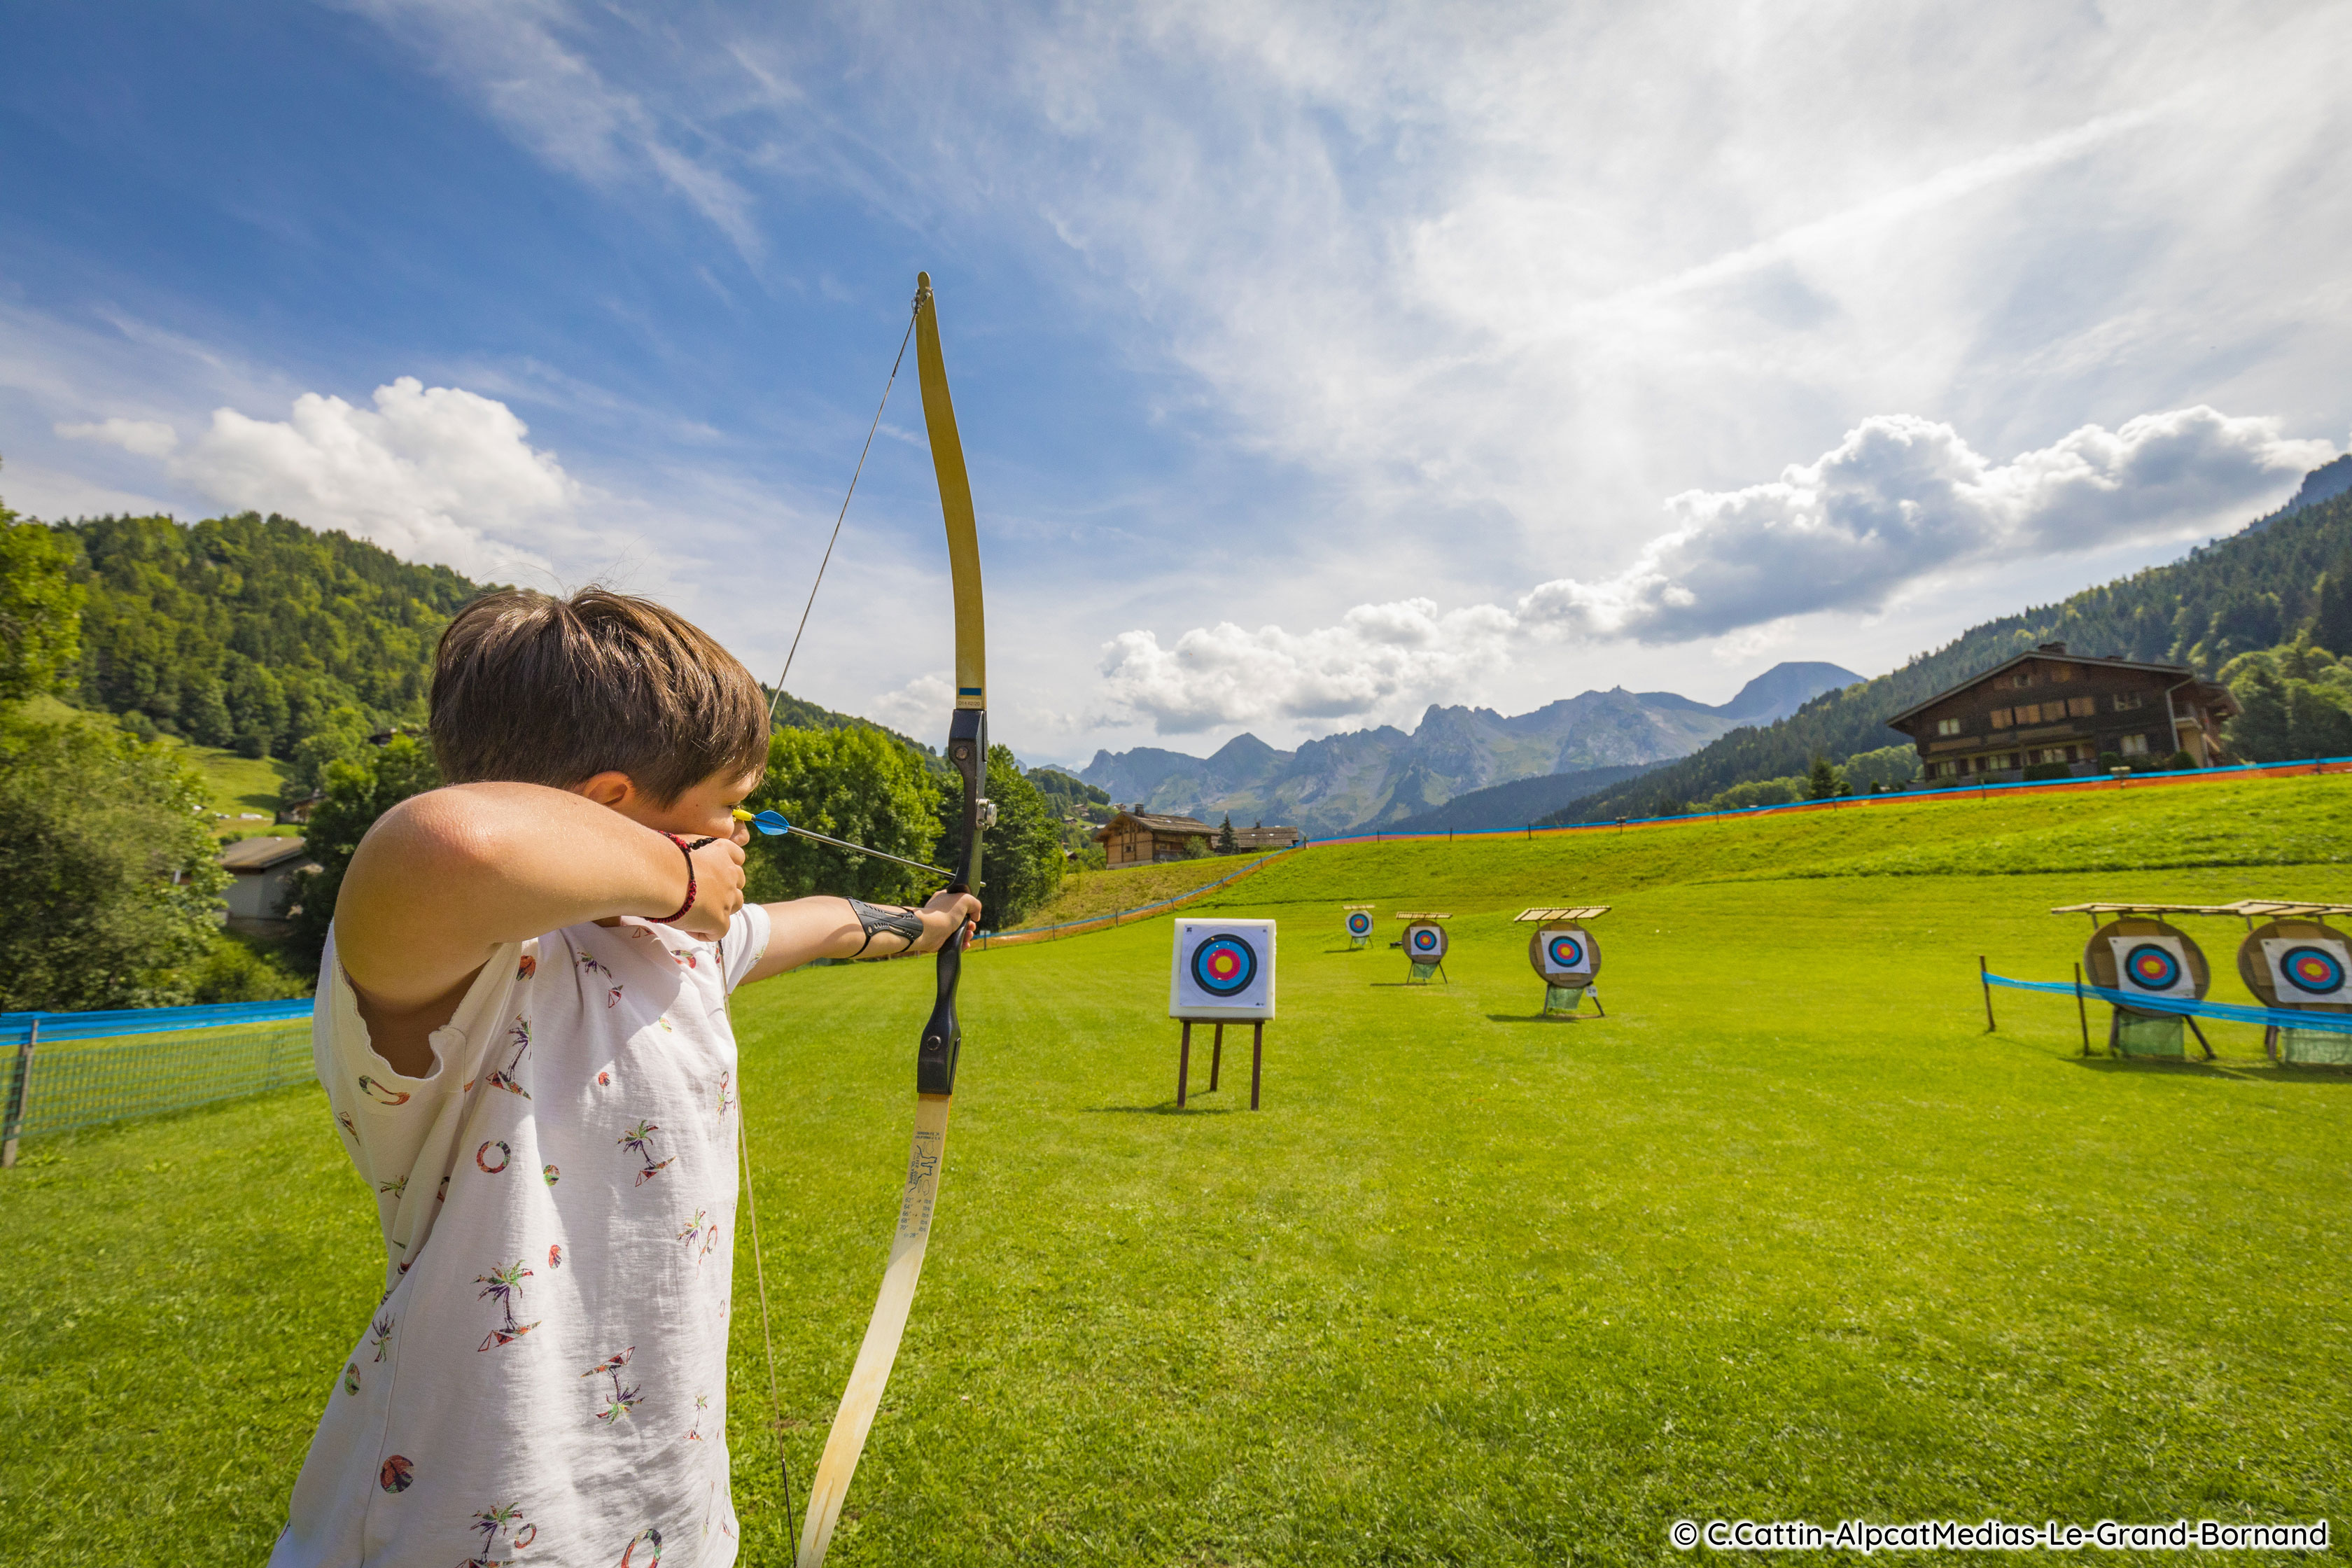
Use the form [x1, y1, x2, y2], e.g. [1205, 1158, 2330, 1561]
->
[670, 834, 746, 940]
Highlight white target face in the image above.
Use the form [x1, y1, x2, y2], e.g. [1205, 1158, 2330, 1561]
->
[1536, 927, 1595, 980]
[1345, 909, 1373, 938]
[2261, 937, 2352, 1004]
[2107, 934, 2197, 999]
[1170, 919, 1278, 1019]
[1404, 923, 1448, 962]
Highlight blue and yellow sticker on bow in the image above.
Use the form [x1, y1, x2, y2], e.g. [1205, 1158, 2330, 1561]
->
[1170, 919, 1276, 1020]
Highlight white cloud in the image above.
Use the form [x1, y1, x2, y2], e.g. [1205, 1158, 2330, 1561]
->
[1102, 405, 2337, 730]
[166, 377, 575, 580]
[55, 416, 180, 458]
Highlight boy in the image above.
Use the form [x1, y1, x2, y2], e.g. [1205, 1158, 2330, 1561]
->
[272, 587, 979, 1567]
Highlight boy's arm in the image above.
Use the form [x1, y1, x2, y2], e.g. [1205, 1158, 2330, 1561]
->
[337, 782, 746, 1073]
[743, 888, 983, 983]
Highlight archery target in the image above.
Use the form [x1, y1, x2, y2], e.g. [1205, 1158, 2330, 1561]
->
[1345, 909, 1374, 939]
[1404, 923, 1448, 962]
[1528, 925, 1600, 982]
[2261, 937, 2352, 1004]
[1170, 919, 1277, 1020]
[2105, 934, 2197, 1000]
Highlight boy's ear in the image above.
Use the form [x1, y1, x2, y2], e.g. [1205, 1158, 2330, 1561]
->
[575, 771, 638, 809]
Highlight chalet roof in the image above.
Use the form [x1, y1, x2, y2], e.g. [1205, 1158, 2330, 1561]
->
[1884, 644, 2232, 731]
[220, 836, 314, 872]
[1093, 810, 1214, 839]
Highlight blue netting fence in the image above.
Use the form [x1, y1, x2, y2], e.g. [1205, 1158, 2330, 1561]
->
[1980, 972, 2352, 1034]
[1, 998, 314, 1155]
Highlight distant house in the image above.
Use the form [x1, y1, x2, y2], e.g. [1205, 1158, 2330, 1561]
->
[277, 790, 326, 825]
[1886, 643, 2239, 784]
[219, 836, 318, 930]
[1094, 809, 1216, 868]
[1228, 822, 1303, 853]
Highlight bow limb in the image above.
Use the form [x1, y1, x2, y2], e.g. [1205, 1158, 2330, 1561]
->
[795, 270, 987, 1568]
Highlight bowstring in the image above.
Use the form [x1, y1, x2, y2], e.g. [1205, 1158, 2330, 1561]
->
[736, 1095, 798, 1551]
[769, 295, 921, 720]
[742, 293, 918, 1551]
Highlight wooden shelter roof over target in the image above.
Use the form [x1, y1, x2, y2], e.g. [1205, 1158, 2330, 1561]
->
[1514, 906, 1610, 923]
[1393, 911, 1451, 920]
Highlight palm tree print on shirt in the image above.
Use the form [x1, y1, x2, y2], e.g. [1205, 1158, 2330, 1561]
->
[370, 1314, 394, 1362]
[687, 1392, 708, 1441]
[464, 1502, 536, 1565]
[582, 1346, 640, 1424]
[475, 1260, 541, 1351]
[485, 1018, 532, 1098]
[578, 951, 623, 1008]
[619, 1121, 674, 1186]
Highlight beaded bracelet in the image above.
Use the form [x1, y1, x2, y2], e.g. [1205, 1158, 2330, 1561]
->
[655, 834, 718, 923]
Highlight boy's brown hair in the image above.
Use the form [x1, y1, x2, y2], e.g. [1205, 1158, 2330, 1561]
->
[430, 587, 771, 805]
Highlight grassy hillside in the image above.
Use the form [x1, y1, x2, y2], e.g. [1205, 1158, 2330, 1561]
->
[5, 776, 2348, 1562]
[1551, 488, 2352, 825]
[1020, 853, 1266, 928]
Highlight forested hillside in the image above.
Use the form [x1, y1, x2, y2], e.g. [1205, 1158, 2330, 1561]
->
[59, 512, 481, 757]
[1550, 488, 2352, 824]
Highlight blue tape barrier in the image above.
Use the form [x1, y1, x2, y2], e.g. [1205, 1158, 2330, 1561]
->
[1981, 972, 2352, 1035]
[1, 997, 312, 1046]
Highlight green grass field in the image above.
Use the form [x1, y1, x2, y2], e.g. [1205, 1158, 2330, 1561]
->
[5, 774, 2350, 1563]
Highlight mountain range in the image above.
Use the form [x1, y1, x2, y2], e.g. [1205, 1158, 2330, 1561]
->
[1078, 661, 1860, 836]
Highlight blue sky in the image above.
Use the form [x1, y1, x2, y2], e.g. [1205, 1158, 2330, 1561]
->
[4, 1, 2348, 767]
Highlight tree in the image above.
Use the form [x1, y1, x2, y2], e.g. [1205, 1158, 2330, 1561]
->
[2313, 554, 2352, 656]
[744, 726, 946, 907]
[0, 707, 228, 1010]
[2287, 681, 2352, 760]
[1805, 755, 1848, 800]
[961, 744, 1064, 930]
[288, 735, 444, 967]
[2227, 666, 2293, 762]
[0, 511, 85, 705]
[1216, 813, 1238, 854]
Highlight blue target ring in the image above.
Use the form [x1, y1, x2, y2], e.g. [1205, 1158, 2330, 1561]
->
[1410, 927, 1440, 953]
[2281, 944, 2346, 997]
[1547, 934, 1586, 969]
[1346, 911, 1373, 937]
[2122, 942, 2183, 992]
[1191, 934, 1258, 998]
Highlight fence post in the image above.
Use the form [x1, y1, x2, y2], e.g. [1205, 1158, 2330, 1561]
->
[1979, 957, 1995, 1032]
[1, 1018, 38, 1169]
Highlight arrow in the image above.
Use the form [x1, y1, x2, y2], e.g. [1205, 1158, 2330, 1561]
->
[732, 808, 956, 882]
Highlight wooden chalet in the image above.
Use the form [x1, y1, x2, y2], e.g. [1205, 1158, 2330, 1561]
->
[1095, 809, 1216, 868]
[1886, 643, 2239, 784]
[1228, 822, 1304, 853]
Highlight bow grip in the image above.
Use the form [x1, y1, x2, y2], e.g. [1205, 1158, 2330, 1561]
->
[917, 708, 986, 1096]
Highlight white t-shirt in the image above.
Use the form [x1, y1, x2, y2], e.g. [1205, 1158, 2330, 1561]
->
[274, 904, 771, 1568]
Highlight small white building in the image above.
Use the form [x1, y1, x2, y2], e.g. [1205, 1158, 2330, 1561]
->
[219, 836, 317, 927]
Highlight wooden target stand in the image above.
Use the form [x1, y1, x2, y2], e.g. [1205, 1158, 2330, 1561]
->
[1343, 904, 1376, 950]
[1516, 906, 1610, 1019]
[1395, 913, 1451, 983]
[2054, 904, 2216, 1060]
[1175, 1018, 1263, 1109]
[2230, 900, 2352, 1065]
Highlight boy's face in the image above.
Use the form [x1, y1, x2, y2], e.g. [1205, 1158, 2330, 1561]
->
[578, 765, 763, 846]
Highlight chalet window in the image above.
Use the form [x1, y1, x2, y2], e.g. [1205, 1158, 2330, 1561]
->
[2119, 734, 2150, 757]
[2113, 692, 2143, 711]
[2036, 746, 2071, 764]
[1935, 717, 1963, 736]
[2015, 703, 2040, 724]
[2066, 696, 2095, 718]
[1990, 708, 2012, 728]
[2050, 664, 2074, 682]
[1989, 752, 2016, 771]
[2010, 671, 2033, 688]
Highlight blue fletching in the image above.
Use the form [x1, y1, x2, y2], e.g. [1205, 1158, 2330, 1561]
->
[748, 809, 792, 836]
